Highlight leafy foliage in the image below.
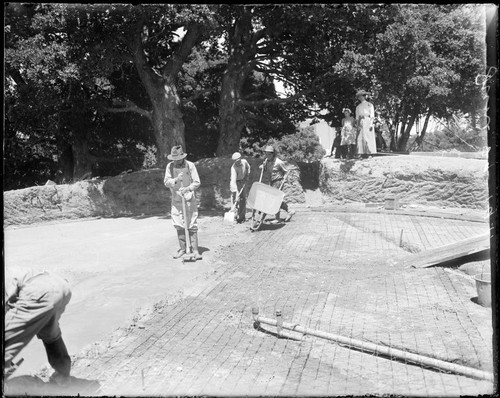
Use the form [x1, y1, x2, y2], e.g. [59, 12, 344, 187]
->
[422, 115, 488, 152]
[242, 126, 326, 162]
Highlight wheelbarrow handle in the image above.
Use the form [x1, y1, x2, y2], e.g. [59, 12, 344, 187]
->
[259, 159, 267, 183]
[278, 170, 291, 191]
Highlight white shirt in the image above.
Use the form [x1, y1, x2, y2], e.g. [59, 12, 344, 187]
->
[356, 100, 374, 120]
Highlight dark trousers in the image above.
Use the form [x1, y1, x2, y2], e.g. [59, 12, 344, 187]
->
[231, 190, 247, 222]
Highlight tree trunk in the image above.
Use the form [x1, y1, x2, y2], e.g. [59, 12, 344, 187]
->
[150, 81, 186, 166]
[57, 145, 74, 183]
[72, 137, 93, 179]
[393, 111, 400, 143]
[66, 105, 93, 180]
[216, 7, 256, 156]
[399, 114, 407, 143]
[128, 21, 202, 167]
[397, 112, 417, 151]
[419, 108, 432, 142]
[217, 67, 247, 156]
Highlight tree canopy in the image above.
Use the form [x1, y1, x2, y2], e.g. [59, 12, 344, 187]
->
[4, 3, 488, 189]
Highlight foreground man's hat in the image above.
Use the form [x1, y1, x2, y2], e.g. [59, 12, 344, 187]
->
[232, 152, 242, 160]
[168, 145, 188, 160]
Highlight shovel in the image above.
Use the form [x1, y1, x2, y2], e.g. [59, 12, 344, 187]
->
[224, 184, 245, 224]
[180, 192, 197, 263]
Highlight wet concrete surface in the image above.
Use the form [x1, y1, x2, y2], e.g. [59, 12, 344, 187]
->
[4, 215, 222, 377]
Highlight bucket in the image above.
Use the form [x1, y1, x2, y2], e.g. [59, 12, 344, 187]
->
[473, 273, 491, 308]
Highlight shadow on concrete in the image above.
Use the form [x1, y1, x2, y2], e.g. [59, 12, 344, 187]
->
[130, 214, 170, 220]
[5, 375, 101, 396]
[470, 297, 480, 305]
[258, 222, 286, 231]
[199, 246, 210, 255]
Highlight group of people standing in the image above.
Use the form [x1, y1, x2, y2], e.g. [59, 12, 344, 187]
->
[164, 144, 295, 260]
[331, 89, 377, 159]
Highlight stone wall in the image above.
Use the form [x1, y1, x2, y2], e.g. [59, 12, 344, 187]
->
[3, 155, 489, 226]
[319, 156, 489, 209]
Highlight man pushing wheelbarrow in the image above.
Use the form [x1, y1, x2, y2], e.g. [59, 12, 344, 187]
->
[259, 145, 296, 224]
[164, 145, 202, 261]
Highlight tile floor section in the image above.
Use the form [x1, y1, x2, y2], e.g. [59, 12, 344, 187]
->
[71, 211, 494, 396]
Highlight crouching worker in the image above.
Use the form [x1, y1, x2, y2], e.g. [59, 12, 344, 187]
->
[164, 145, 202, 260]
[230, 152, 251, 223]
[5, 268, 72, 386]
[260, 145, 296, 223]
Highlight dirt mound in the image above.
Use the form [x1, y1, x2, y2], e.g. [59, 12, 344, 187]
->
[3, 155, 489, 226]
[3, 158, 304, 227]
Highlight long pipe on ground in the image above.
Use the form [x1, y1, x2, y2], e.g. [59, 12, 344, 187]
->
[252, 308, 494, 382]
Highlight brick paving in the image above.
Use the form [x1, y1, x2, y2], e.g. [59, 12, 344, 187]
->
[70, 209, 493, 396]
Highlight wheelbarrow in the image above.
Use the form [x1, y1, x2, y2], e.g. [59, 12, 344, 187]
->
[247, 169, 289, 231]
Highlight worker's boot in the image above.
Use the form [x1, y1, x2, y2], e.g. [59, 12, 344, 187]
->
[173, 229, 186, 259]
[271, 212, 281, 224]
[189, 231, 202, 260]
[44, 337, 71, 385]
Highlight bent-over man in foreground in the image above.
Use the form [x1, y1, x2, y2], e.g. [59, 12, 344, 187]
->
[5, 267, 72, 386]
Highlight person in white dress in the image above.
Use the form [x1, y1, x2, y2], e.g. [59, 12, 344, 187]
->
[340, 108, 357, 159]
[355, 90, 377, 156]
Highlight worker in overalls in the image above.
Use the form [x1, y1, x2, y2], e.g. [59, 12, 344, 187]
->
[164, 145, 202, 260]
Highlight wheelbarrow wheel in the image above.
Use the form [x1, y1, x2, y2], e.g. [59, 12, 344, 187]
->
[250, 210, 266, 231]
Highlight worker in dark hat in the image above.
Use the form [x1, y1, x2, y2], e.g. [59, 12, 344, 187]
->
[355, 90, 376, 157]
[259, 145, 296, 223]
[164, 145, 202, 260]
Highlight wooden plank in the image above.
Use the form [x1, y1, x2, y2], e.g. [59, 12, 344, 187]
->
[399, 233, 490, 268]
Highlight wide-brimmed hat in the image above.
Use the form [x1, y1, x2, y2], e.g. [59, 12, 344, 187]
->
[232, 152, 242, 161]
[264, 145, 275, 153]
[342, 108, 351, 114]
[167, 145, 187, 161]
[356, 90, 370, 97]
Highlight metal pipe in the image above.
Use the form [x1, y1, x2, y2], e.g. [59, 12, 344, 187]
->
[251, 308, 493, 382]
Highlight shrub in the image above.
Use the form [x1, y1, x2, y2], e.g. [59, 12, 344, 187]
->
[266, 126, 326, 162]
[137, 144, 158, 169]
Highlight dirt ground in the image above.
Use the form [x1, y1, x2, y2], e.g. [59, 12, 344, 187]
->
[4, 213, 239, 378]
